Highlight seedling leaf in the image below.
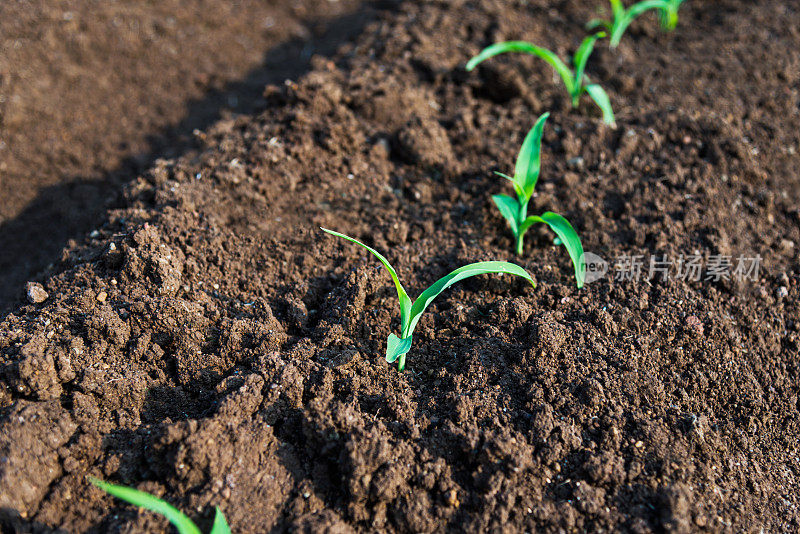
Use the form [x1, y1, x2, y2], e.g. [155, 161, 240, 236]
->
[492, 194, 520, 235]
[585, 84, 616, 128]
[211, 508, 231, 534]
[90, 478, 203, 534]
[573, 33, 606, 101]
[586, 18, 611, 31]
[487, 117, 587, 285]
[610, 0, 626, 17]
[514, 112, 549, 198]
[659, 0, 685, 30]
[520, 212, 585, 288]
[407, 261, 535, 336]
[467, 41, 614, 125]
[467, 41, 575, 95]
[321, 228, 413, 329]
[494, 171, 525, 199]
[324, 230, 534, 370]
[597, 0, 673, 47]
[386, 333, 413, 365]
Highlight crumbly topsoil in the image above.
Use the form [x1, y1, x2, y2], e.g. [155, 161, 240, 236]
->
[0, 0, 367, 312]
[2, 0, 800, 532]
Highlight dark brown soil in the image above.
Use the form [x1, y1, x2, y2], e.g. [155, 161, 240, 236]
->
[2, 0, 800, 532]
[0, 0, 371, 313]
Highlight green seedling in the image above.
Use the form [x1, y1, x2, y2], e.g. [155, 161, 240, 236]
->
[321, 228, 534, 371]
[658, 0, 686, 30]
[90, 478, 230, 534]
[466, 33, 615, 127]
[588, 0, 679, 48]
[490, 112, 585, 288]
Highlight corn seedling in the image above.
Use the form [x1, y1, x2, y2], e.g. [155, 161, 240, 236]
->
[90, 478, 230, 534]
[587, 0, 679, 48]
[658, 0, 686, 30]
[490, 112, 585, 288]
[321, 228, 534, 371]
[466, 33, 615, 127]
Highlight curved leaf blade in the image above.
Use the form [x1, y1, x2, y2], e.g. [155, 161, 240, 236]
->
[659, 0, 684, 30]
[585, 83, 616, 127]
[611, 0, 670, 47]
[514, 112, 549, 200]
[586, 18, 611, 31]
[406, 262, 535, 335]
[520, 212, 585, 288]
[494, 171, 525, 200]
[90, 478, 202, 534]
[467, 41, 575, 95]
[211, 508, 231, 534]
[573, 33, 606, 96]
[492, 194, 521, 236]
[321, 228, 413, 330]
[386, 333, 413, 365]
[627, 0, 671, 19]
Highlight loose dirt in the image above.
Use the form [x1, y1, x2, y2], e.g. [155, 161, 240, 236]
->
[1, 0, 799, 532]
[0, 0, 370, 313]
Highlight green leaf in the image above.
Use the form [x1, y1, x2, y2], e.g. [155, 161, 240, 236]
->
[386, 333, 413, 365]
[466, 41, 575, 96]
[210, 508, 231, 534]
[573, 33, 606, 100]
[520, 212, 585, 288]
[492, 194, 521, 235]
[90, 478, 203, 534]
[610, 0, 626, 18]
[514, 112, 549, 200]
[585, 83, 616, 127]
[321, 228, 413, 331]
[586, 18, 611, 31]
[493, 171, 525, 200]
[405, 262, 535, 336]
[610, 0, 670, 47]
[659, 0, 684, 30]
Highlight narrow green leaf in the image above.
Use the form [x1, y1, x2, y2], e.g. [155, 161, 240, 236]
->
[386, 333, 413, 364]
[585, 83, 616, 127]
[405, 262, 535, 336]
[466, 41, 575, 96]
[90, 478, 203, 534]
[321, 228, 413, 331]
[586, 18, 611, 31]
[494, 171, 526, 200]
[210, 508, 231, 534]
[573, 33, 606, 98]
[520, 212, 585, 288]
[626, 0, 671, 19]
[610, 0, 626, 18]
[659, 0, 684, 30]
[492, 194, 521, 235]
[610, 0, 670, 47]
[514, 112, 549, 200]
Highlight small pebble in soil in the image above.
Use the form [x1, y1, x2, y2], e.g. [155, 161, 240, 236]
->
[567, 156, 585, 170]
[96, 291, 107, 302]
[26, 282, 48, 304]
[777, 286, 788, 299]
[445, 489, 460, 508]
[685, 315, 704, 337]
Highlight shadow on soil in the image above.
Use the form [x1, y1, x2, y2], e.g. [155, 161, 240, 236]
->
[0, 2, 391, 317]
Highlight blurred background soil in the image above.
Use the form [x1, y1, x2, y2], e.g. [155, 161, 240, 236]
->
[0, 0, 373, 314]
